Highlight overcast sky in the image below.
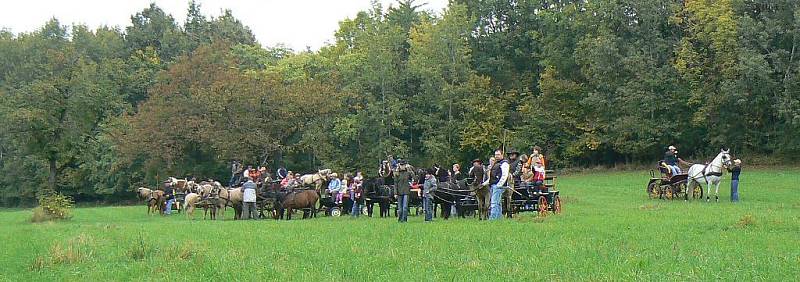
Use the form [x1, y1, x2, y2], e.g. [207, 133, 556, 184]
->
[0, 0, 449, 50]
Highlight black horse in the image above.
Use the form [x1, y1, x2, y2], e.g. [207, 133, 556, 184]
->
[433, 178, 472, 219]
[363, 178, 394, 217]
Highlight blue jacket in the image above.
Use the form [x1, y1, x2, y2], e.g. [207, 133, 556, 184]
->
[328, 178, 341, 192]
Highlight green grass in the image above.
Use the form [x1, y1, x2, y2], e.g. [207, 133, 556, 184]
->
[1, 169, 798, 281]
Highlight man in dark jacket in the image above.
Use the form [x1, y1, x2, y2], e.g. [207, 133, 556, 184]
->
[508, 150, 522, 189]
[422, 169, 438, 222]
[163, 180, 175, 215]
[482, 149, 510, 220]
[394, 159, 415, 223]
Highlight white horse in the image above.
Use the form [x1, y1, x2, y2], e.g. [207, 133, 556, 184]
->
[686, 149, 732, 202]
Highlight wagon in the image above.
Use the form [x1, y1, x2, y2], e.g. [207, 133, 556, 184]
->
[647, 161, 702, 200]
[510, 170, 562, 217]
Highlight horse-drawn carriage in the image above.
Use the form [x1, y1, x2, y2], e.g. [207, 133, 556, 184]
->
[509, 170, 562, 216]
[647, 161, 701, 200]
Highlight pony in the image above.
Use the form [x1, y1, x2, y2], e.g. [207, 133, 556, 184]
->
[137, 187, 164, 215]
[299, 169, 332, 191]
[200, 182, 231, 220]
[686, 149, 732, 202]
[227, 187, 244, 219]
[278, 190, 319, 220]
[183, 192, 200, 219]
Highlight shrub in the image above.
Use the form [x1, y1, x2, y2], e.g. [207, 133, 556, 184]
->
[31, 189, 74, 222]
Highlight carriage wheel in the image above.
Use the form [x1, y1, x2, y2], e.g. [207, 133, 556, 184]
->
[330, 207, 342, 217]
[664, 186, 673, 200]
[361, 206, 369, 216]
[675, 182, 687, 199]
[552, 196, 562, 214]
[537, 196, 549, 217]
[647, 181, 660, 199]
[693, 184, 703, 199]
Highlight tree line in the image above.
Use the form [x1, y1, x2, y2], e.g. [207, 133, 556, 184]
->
[1, 0, 798, 205]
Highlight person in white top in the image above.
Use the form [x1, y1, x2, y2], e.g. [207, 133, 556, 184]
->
[241, 178, 258, 220]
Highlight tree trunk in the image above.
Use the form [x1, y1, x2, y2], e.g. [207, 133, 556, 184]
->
[48, 158, 57, 191]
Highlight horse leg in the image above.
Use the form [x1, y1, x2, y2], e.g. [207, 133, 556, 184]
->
[705, 179, 711, 202]
[714, 180, 720, 202]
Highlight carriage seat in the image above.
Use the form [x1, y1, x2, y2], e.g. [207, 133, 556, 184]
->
[657, 160, 673, 179]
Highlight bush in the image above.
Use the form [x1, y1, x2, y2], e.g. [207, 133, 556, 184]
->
[30, 190, 74, 222]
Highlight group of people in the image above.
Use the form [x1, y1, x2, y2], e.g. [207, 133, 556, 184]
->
[387, 146, 549, 222]
[325, 171, 366, 217]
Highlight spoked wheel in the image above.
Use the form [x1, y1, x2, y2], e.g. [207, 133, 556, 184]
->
[552, 195, 562, 214]
[692, 185, 703, 200]
[664, 185, 674, 200]
[361, 206, 369, 216]
[647, 181, 660, 199]
[674, 182, 687, 199]
[537, 196, 549, 217]
[330, 207, 342, 217]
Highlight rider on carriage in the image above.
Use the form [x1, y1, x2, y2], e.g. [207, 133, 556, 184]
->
[663, 145, 691, 176]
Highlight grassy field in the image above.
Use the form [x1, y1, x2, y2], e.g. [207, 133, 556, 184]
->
[1, 169, 798, 281]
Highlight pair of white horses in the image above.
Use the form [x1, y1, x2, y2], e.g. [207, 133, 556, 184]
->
[685, 149, 733, 202]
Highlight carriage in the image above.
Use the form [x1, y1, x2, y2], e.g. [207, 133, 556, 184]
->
[647, 161, 701, 200]
[509, 170, 562, 216]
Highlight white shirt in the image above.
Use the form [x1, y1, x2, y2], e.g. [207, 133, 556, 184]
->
[482, 161, 510, 187]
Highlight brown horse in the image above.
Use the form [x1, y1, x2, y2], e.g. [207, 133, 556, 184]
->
[137, 187, 164, 215]
[473, 184, 490, 220]
[279, 190, 319, 220]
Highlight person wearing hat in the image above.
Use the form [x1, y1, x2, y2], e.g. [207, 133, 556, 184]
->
[664, 145, 691, 175]
[394, 158, 415, 223]
[507, 150, 522, 190]
[422, 169, 438, 222]
[728, 159, 742, 202]
[468, 159, 485, 187]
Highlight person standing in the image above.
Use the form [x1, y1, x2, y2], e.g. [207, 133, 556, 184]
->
[229, 160, 242, 187]
[482, 149, 509, 220]
[242, 177, 258, 220]
[163, 180, 175, 215]
[729, 159, 742, 202]
[508, 150, 522, 189]
[394, 159, 415, 223]
[350, 173, 364, 218]
[422, 169, 438, 222]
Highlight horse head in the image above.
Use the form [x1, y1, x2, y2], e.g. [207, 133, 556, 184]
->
[137, 187, 151, 200]
[718, 148, 732, 168]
